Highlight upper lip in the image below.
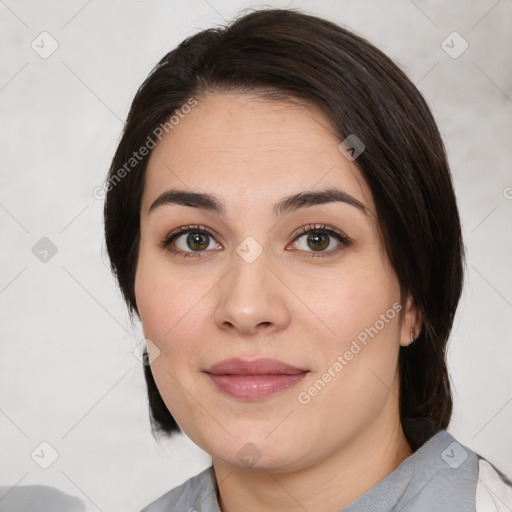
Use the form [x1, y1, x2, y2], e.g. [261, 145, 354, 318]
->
[205, 358, 308, 375]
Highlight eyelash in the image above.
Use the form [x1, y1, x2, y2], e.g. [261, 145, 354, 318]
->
[159, 223, 352, 259]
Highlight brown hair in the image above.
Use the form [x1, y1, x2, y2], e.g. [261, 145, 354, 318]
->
[103, 8, 464, 450]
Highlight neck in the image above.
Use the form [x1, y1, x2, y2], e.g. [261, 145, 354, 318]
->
[212, 405, 412, 512]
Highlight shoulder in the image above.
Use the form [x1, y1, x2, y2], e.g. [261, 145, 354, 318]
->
[476, 456, 512, 511]
[0, 485, 85, 511]
[419, 431, 512, 511]
[140, 466, 218, 512]
[378, 429, 512, 511]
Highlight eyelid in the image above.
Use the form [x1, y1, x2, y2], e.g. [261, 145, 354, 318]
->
[165, 224, 218, 241]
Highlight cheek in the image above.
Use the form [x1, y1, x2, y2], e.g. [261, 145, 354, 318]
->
[295, 253, 403, 404]
[299, 254, 401, 351]
[135, 252, 210, 429]
[134, 244, 215, 398]
[135, 241, 209, 342]
[294, 288, 402, 451]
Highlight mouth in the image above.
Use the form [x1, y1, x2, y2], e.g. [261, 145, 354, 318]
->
[204, 358, 309, 400]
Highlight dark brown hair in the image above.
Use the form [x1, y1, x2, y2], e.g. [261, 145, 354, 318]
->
[103, 8, 464, 450]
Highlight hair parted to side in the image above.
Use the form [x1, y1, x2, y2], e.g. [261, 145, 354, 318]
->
[103, 8, 464, 450]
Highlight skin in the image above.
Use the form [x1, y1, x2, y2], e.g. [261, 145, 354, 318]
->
[135, 92, 422, 512]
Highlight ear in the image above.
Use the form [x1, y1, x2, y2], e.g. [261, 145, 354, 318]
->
[400, 296, 422, 347]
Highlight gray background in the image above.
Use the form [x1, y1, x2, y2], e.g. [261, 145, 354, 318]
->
[1, 1, 511, 510]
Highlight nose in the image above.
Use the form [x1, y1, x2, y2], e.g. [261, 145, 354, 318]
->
[214, 247, 291, 337]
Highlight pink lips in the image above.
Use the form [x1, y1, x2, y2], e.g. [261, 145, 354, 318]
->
[204, 358, 309, 400]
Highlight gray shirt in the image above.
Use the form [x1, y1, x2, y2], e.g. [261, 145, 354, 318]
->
[141, 430, 512, 511]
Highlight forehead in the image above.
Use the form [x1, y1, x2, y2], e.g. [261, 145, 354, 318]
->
[142, 92, 374, 216]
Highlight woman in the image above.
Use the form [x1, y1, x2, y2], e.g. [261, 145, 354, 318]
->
[103, 8, 511, 512]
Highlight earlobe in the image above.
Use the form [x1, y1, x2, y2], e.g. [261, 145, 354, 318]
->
[400, 297, 422, 347]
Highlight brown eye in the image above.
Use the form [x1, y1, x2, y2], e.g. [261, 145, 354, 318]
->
[185, 232, 210, 251]
[305, 232, 330, 251]
[290, 224, 351, 257]
[294, 230, 339, 252]
[161, 225, 222, 257]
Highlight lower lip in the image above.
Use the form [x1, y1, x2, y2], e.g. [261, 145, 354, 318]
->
[206, 373, 308, 399]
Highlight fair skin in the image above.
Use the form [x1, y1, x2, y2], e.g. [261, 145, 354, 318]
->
[135, 92, 422, 512]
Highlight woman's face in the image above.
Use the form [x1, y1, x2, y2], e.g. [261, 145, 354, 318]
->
[135, 92, 416, 471]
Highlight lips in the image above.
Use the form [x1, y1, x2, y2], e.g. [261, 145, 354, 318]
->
[204, 358, 309, 399]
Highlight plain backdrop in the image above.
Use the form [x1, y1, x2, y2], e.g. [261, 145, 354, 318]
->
[1, 1, 511, 511]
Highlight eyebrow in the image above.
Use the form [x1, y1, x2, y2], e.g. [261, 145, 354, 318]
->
[148, 188, 367, 217]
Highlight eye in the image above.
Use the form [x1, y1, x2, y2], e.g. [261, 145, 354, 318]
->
[160, 225, 222, 257]
[160, 223, 351, 259]
[288, 224, 351, 257]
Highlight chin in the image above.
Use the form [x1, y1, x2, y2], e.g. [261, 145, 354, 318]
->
[202, 430, 313, 473]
